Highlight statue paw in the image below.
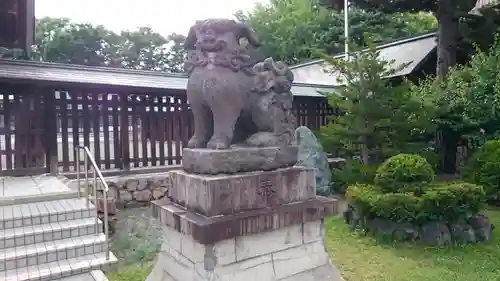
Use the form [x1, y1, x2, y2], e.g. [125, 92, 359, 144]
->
[187, 137, 207, 148]
[207, 138, 230, 150]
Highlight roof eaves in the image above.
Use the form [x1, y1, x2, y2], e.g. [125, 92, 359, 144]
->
[0, 59, 188, 78]
[291, 82, 342, 89]
[289, 31, 437, 70]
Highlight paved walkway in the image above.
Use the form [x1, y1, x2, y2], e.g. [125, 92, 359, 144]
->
[0, 175, 76, 206]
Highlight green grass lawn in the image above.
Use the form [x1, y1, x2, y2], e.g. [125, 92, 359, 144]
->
[326, 209, 500, 281]
[107, 209, 500, 281]
[107, 265, 152, 281]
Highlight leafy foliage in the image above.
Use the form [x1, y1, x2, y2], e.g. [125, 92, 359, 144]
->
[413, 34, 500, 151]
[322, 0, 500, 173]
[235, 0, 437, 65]
[1, 17, 187, 73]
[462, 140, 500, 203]
[347, 153, 486, 224]
[318, 39, 437, 165]
[328, 0, 477, 78]
[346, 181, 485, 224]
[375, 154, 435, 194]
[331, 159, 378, 194]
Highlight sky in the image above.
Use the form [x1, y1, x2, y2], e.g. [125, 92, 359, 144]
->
[35, 0, 267, 36]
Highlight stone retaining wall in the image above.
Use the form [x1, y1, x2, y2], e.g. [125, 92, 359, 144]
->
[90, 172, 171, 235]
[104, 173, 172, 206]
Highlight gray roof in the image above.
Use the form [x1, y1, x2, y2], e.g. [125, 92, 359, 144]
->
[0, 59, 335, 97]
[473, 0, 500, 10]
[0, 60, 188, 90]
[290, 32, 437, 86]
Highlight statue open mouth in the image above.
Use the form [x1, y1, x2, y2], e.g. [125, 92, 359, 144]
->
[195, 39, 226, 52]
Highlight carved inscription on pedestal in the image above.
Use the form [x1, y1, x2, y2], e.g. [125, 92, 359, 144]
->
[257, 175, 278, 206]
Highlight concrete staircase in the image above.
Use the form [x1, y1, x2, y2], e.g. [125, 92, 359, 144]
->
[0, 197, 117, 281]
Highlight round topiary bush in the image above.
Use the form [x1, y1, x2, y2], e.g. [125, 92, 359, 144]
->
[345, 182, 489, 245]
[344, 152, 492, 246]
[375, 154, 435, 194]
[462, 140, 500, 204]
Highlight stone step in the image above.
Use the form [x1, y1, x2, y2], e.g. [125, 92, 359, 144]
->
[53, 270, 108, 281]
[3, 251, 117, 281]
[1, 233, 107, 272]
[0, 191, 80, 207]
[0, 217, 102, 250]
[0, 198, 95, 230]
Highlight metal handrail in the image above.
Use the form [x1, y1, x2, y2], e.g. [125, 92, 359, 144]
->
[75, 145, 110, 260]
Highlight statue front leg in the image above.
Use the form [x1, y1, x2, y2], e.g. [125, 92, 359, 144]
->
[187, 101, 213, 148]
[207, 105, 241, 149]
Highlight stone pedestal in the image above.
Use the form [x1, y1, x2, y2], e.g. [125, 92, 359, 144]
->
[147, 199, 342, 281]
[147, 162, 343, 281]
[182, 146, 299, 174]
[169, 166, 316, 217]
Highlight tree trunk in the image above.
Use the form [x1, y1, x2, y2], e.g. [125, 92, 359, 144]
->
[436, 0, 458, 78]
[436, 128, 459, 174]
[435, 0, 459, 173]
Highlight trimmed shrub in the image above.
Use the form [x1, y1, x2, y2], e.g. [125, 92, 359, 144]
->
[462, 140, 500, 203]
[346, 182, 486, 224]
[375, 154, 435, 194]
[331, 159, 377, 194]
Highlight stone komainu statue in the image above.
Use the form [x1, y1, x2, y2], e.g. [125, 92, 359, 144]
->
[184, 18, 296, 149]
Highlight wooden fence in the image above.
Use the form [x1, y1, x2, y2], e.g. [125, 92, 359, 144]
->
[0, 84, 334, 176]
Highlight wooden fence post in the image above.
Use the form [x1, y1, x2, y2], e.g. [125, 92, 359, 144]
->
[43, 87, 58, 175]
[120, 94, 130, 170]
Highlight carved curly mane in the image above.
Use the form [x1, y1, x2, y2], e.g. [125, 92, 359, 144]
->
[252, 58, 296, 145]
[183, 18, 261, 75]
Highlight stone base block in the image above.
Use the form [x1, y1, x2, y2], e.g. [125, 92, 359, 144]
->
[151, 197, 338, 245]
[146, 220, 343, 281]
[169, 166, 316, 217]
[182, 146, 298, 174]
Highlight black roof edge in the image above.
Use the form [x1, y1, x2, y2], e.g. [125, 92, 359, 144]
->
[289, 30, 438, 69]
[0, 59, 188, 78]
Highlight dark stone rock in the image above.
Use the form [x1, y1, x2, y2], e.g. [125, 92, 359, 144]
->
[118, 189, 133, 202]
[125, 179, 139, 192]
[96, 198, 117, 215]
[133, 189, 152, 202]
[294, 126, 332, 196]
[450, 222, 477, 244]
[343, 208, 352, 225]
[182, 146, 298, 174]
[469, 214, 493, 242]
[137, 179, 148, 191]
[420, 222, 452, 246]
[393, 222, 419, 242]
[367, 218, 397, 238]
[343, 206, 492, 246]
[344, 204, 364, 231]
[99, 213, 117, 235]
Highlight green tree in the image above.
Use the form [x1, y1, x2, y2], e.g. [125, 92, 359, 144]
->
[33, 17, 121, 66]
[235, 0, 437, 65]
[322, 0, 493, 174]
[321, 0, 477, 78]
[415, 34, 500, 155]
[164, 33, 187, 73]
[319, 40, 436, 165]
[2, 17, 188, 73]
[119, 27, 168, 71]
